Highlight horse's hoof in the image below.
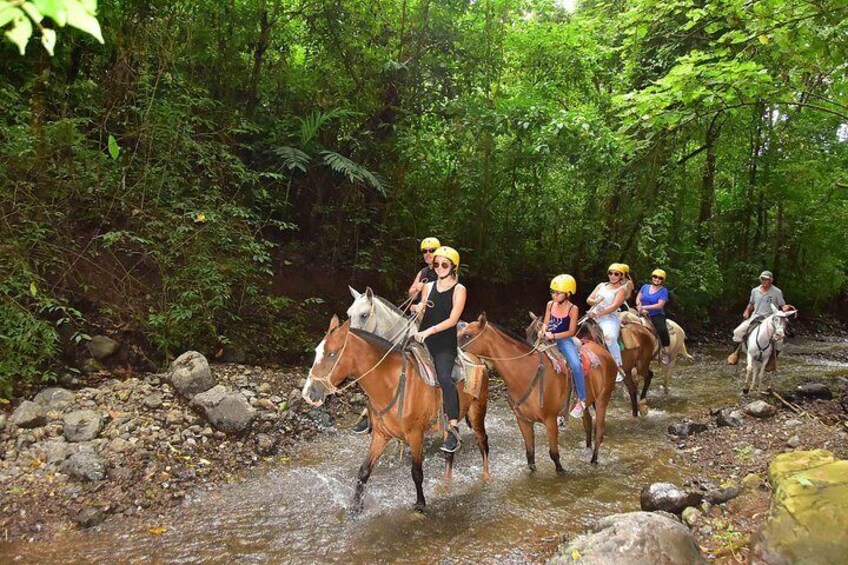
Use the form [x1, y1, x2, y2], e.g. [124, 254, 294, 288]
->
[555, 467, 566, 475]
[413, 502, 426, 514]
[528, 464, 537, 473]
[742, 388, 750, 395]
[590, 458, 598, 466]
[638, 401, 649, 417]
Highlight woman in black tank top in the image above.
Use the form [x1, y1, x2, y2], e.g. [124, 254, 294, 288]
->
[413, 246, 466, 453]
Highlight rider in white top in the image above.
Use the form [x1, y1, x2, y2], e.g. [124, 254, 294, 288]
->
[587, 263, 629, 381]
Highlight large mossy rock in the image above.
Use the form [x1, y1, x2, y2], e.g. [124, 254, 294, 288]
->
[750, 450, 848, 564]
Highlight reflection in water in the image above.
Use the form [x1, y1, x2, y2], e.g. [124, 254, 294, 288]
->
[4, 341, 845, 564]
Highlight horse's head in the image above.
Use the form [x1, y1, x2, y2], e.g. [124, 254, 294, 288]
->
[525, 312, 542, 343]
[347, 286, 378, 332]
[302, 315, 353, 407]
[770, 304, 797, 341]
[458, 313, 489, 355]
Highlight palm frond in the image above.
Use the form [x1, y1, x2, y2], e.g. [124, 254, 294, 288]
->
[321, 151, 387, 197]
[271, 146, 311, 173]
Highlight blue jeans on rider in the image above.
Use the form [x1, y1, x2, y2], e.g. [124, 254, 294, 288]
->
[556, 338, 586, 402]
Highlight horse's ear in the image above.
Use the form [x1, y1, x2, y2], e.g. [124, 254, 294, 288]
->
[478, 312, 488, 327]
[770, 303, 779, 314]
[528, 311, 537, 321]
[328, 315, 340, 332]
[349, 286, 361, 299]
[365, 287, 374, 299]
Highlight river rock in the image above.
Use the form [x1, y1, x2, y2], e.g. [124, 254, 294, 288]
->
[307, 407, 332, 428]
[0, 413, 6, 431]
[744, 400, 777, 419]
[143, 393, 163, 409]
[705, 484, 740, 505]
[45, 439, 71, 466]
[63, 410, 103, 442]
[87, 335, 120, 360]
[74, 506, 105, 528]
[33, 387, 76, 410]
[61, 451, 106, 481]
[640, 483, 703, 514]
[795, 383, 832, 400]
[750, 450, 848, 563]
[668, 421, 708, 437]
[255, 433, 276, 455]
[715, 409, 744, 427]
[549, 511, 707, 564]
[10, 401, 47, 429]
[190, 385, 256, 434]
[682, 506, 703, 527]
[169, 351, 216, 399]
[786, 435, 801, 448]
[742, 473, 764, 490]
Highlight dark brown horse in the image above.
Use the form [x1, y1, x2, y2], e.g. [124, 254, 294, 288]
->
[527, 313, 655, 417]
[302, 315, 490, 513]
[458, 313, 617, 469]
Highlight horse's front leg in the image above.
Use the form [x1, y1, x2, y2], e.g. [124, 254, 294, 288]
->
[408, 429, 426, 512]
[743, 354, 753, 394]
[351, 431, 390, 515]
[515, 414, 537, 472]
[543, 415, 565, 474]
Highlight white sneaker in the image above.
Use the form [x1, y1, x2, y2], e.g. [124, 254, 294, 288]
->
[615, 368, 625, 383]
[569, 401, 585, 419]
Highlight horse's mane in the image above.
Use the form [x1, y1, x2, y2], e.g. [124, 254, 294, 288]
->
[350, 328, 405, 353]
[489, 321, 531, 347]
[373, 294, 407, 317]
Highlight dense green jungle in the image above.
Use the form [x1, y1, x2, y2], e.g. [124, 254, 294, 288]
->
[2, 0, 847, 398]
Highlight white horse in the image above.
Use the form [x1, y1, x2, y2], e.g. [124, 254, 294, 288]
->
[743, 304, 796, 394]
[347, 286, 419, 341]
[619, 310, 693, 393]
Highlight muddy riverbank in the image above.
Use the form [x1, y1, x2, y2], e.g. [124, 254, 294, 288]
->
[1, 337, 846, 563]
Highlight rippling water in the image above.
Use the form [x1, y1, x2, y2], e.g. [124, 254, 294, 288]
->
[3, 339, 846, 564]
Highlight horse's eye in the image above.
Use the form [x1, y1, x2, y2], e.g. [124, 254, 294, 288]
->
[361, 313, 368, 319]
[328, 352, 336, 358]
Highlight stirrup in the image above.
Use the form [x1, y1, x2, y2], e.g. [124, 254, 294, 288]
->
[441, 426, 461, 453]
[615, 367, 625, 383]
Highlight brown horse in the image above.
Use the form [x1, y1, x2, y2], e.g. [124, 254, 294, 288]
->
[302, 315, 490, 513]
[458, 313, 617, 469]
[528, 313, 655, 417]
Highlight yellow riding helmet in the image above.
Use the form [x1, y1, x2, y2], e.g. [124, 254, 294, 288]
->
[608, 263, 624, 274]
[550, 274, 576, 295]
[651, 269, 667, 280]
[619, 263, 630, 274]
[433, 246, 460, 267]
[420, 237, 441, 251]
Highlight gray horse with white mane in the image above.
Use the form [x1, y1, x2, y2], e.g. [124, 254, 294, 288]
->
[347, 286, 419, 342]
[743, 304, 797, 394]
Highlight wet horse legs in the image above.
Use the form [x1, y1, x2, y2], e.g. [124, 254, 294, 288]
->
[543, 416, 565, 474]
[351, 432, 390, 514]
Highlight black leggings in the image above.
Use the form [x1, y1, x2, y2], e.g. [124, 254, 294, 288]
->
[651, 313, 671, 348]
[432, 350, 460, 421]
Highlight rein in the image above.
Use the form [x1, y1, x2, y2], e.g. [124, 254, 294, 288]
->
[461, 323, 544, 362]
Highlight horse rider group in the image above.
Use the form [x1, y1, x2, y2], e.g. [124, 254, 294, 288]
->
[352, 236, 793, 453]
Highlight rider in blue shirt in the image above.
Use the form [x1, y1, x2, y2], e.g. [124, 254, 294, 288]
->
[637, 269, 671, 365]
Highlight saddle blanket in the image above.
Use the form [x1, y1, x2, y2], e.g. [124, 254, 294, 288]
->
[405, 342, 485, 398]
[541, 338, 601, 376]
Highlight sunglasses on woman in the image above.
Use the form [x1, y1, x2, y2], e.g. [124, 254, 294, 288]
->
[434, 261, 453, 270]
[608, 271, 622, 277]
[423, 248, 437, 254]
[652, 276, 664, 281]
